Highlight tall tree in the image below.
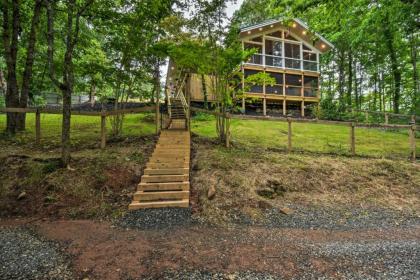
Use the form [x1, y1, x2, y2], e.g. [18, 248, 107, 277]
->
[1, 0, 43, 133]
[46, 0, 93, 166]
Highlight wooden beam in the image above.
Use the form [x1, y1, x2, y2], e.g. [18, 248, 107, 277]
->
[35, 109, 41, 145]
[100, 114, 106, 149]
[350, 122, 355, 156]
[287, 117, 292, 153]
[409, 125, 416, 162]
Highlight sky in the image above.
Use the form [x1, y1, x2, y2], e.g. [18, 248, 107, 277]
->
[226, 0, 244, 19]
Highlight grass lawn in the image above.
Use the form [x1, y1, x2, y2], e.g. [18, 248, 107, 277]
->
[0, 112, 156, 148]
[192, 114, 419, 159]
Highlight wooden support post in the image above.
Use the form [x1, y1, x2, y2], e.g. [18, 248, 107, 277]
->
[287, 118, 292, 153]
[100, 112, 106, 149]
[365, 112, 369, 122]
[385, 113, 389, 125]
[225, 113, 230, 148]
[409, 124, 416, 162]
[283, 99, 286, 116]
[35, 109, 41, 145]
[411, 115, 415, 124]
[242, 97, 245, 114]
[350, 122, 355, 156]
[301, 101, 305, 117]
[263, 98, 266, 116]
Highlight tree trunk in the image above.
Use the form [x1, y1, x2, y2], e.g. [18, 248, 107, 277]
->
[409, 33, 419, 114]
[347, 51, 352, 107]
[337, 50, 345, 111]
[16, 0, 43, 130]
[383, 18, 401, 114]
[2, 0, 21, 134]
[89, 80, 96, 107]
[201, 74, 208, 109]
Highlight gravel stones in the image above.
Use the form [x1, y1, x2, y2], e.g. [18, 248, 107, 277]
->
[117, 207, 195, 230]
[0, 227, 73, 280]
[143, 270, 280, 280]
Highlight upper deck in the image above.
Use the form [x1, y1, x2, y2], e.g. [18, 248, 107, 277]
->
[240, 18, 333, 74]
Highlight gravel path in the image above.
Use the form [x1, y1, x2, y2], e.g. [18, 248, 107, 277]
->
[117, 207, 194, 230]
[117, 205, 419, 231]
[228, 205, 420, 230]
[0, 227, 73, 280]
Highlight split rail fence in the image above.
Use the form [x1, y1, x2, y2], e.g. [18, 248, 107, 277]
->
[0, 106, 156, 148]
[191, 107, 418, 162]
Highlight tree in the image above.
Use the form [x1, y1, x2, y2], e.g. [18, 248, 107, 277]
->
[1, 0, 43, 133]
[46, 0, 94, 166]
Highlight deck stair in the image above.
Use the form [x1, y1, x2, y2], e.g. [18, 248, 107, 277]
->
[129, 128, 190, 209]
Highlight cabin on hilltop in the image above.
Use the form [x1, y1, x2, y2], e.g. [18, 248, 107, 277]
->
[166, 18, 333, 117]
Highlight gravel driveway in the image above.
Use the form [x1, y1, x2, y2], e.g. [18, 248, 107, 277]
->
[1, 207, 419, 280]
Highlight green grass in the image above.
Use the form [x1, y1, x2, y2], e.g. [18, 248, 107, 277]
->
[0, 113, 155, 147]
[192, 114, 419, 159]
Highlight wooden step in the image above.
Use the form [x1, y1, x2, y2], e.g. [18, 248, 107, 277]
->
[129, 199, 189, 209]
[138, 181, 189, 191]
[146, 162, 189, 169]
[141, 174, 189, 183]
[133, 190, 189, 201]
[144, 167, 189, 175]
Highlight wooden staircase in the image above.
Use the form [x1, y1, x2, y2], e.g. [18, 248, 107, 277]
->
[129, 128, 190, 210]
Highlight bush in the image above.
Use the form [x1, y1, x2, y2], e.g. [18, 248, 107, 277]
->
[193, 112, 214, 121]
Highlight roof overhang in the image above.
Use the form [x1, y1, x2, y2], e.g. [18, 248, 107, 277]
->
[239, 18, 334, 53]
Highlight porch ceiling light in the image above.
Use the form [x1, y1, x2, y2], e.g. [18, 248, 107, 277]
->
[292, 23, 297, 28]
[247, 31, 251, 34]
[302, 31, 307, 35]
[321, 44, 326, 48]
[259, 27, 263, 31]
[270, 24, 274, 28]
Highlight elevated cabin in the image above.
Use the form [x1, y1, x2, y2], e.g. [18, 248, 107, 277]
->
[240, 18, 333, 117]
[165, 18, 333, 117]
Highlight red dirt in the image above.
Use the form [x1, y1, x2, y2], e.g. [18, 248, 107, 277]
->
[1, 218, 419, 279]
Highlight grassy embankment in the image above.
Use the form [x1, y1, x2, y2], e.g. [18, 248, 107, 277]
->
[0, 113, 418, 223]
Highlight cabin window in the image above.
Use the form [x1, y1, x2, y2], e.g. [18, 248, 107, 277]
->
[284, 42, 301, 69]
[244, 69, 263, 93]
[284, 32, 298, 41]
[265, 40, 282, 67]
[267, 30, 282, 38]
[266, 72, 283, 95]
[302, 44, 312, 51]
[285, 74, 302, 96]
[250, 36, 263, 43]
[303, 76, 318, 97]
[244, 42, 262, 65]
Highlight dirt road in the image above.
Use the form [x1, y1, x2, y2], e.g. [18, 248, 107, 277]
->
[1, 218, 419, 280]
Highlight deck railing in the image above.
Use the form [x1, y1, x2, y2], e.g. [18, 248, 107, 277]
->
[245, 54, 319, 72]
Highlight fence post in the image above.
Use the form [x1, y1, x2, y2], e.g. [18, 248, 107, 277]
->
[287, 117, 292, 153]
[409, 124, 416, 162]
[365, 112, 369, 123]
[100, 110, 106, 149]
[350, 122, 356, 156]
[411, 115, 416, 124]
[225, 113, 230, 148]
[35, 108, 41, 145]
[384, 113, 389, 125]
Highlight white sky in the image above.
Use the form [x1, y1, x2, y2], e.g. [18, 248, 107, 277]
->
[226, 0, 244, 19]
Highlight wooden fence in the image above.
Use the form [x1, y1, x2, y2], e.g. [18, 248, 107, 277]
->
[349, 109, 418, 124]
[0, 106, 155, 148]
[191, 107, 418, 162]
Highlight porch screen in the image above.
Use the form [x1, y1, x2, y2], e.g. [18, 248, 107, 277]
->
[285, 74, 301, 96]
[244, 69, 263, 93]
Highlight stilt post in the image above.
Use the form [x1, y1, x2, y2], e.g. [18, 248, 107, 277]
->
[100, 110, 107, 149]
[35, 108, 41, 145]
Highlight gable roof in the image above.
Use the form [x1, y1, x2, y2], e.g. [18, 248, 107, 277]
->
[239, 18, 334, 53]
